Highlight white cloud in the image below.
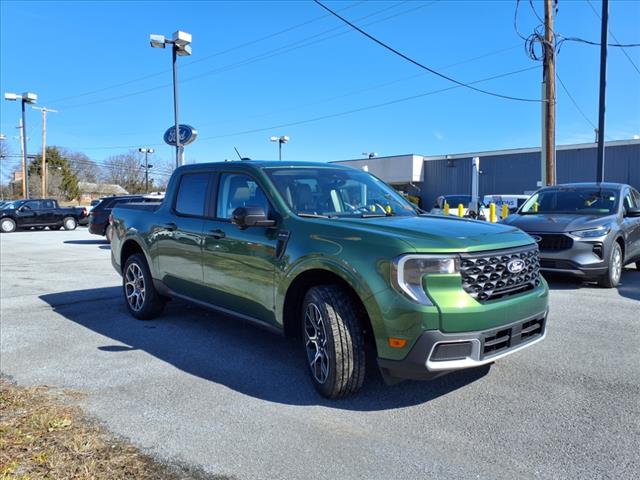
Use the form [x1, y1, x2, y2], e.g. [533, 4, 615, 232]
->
[433, 131, 445, 141]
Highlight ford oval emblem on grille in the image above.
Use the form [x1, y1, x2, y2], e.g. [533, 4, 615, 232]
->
[507, 258, 526, 274]
[531, 235, 542, 243]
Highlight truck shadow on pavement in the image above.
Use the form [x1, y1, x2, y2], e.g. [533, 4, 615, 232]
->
[64, 239, 108, 245]
[39, 287, 489, 411]
[544, 266, 640, 301]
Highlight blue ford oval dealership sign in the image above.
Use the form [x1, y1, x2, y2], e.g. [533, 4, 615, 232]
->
[164, 124, 198, 146]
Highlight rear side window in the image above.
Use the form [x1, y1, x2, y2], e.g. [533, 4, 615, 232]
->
[175, 174, 209, 217]
[41, 200, 55, 209]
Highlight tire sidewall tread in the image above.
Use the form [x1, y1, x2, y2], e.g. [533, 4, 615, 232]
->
[303, 285, 366, 399]
[123, 253, 166, 320]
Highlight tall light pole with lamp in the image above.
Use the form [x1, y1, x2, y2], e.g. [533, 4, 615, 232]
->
[150, 31, 192, 169]
[138, 147, 154, 193]
[270, 135, 289, 161]
[4, 92, 37, 198]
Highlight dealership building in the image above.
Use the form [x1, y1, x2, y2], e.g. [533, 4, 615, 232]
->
[333, 139, 640, 208]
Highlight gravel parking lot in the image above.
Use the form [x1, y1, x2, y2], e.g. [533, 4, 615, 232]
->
[1, 228, 639, 479]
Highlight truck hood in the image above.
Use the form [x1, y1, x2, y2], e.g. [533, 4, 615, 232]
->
[502, 213, 617, 233]
[337, 215, 534, 253]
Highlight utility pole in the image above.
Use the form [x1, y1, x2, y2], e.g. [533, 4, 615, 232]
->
[34, 107, 58, 197]
[596, 0, 608, 182]
[541, 0, 556, 187]
[17, 119, 27, 199]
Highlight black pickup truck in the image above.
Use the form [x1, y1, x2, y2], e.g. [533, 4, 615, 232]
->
[0, 199, 85, 233]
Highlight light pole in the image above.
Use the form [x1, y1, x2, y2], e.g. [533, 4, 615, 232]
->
[150, 30, 192, 169]
[138, 147, 154, 193]
[32, 106, 58, 197]
[270, 135, 289, 161]
[5, 92, 37, 198]
[362, 151, 378, 159]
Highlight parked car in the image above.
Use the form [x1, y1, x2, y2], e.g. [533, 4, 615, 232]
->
[482, 194, 531, 219]
[0, 199, 84, 233]
[89, 195, 163, 242]
[110, 161, 548, 398]
[502, 183, 640, 287]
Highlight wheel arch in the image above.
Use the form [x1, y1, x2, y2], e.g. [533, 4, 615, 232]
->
[120, 238, 153, 275]
[280, 265, 381, 357]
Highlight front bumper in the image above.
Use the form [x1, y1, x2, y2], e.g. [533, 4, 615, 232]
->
[534, 232, 611, 278]
[377, 310, 547, 382]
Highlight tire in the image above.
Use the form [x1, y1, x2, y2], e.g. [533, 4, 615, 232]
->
[62, 217, 77, 231]
[0, 218, 17, 233]
[105, 224, 114, 243]
[122, 253, 166, 320]
[598, 242, 623, 288]
[302, 285, 366, 399]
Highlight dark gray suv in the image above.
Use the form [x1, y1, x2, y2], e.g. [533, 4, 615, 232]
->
[502, 183, 640, 287]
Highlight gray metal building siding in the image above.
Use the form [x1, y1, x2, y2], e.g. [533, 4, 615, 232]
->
[421, 143, 640, 208]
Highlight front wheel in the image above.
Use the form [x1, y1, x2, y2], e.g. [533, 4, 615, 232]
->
[62, 217, 77, 231]
[598, 242, 623, 288]
[1, 218, 17, 233]
[302, 286, 366, 399]
[123, 253, 166, 320]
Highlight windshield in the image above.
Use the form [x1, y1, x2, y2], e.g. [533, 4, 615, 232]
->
[520, 188, 619, 215]
[1, 201, 24, 210]
[265, 167, 417, 217]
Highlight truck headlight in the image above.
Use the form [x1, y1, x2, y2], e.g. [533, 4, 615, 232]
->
[570, 225, 611, 238]
[391, 255, 460, 305]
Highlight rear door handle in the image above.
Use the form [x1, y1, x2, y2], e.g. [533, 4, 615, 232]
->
[162, 222, 177, 231]
[209, 229, 226, 239]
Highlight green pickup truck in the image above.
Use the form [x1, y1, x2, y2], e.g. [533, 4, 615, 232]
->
[110, 161, 548, 398]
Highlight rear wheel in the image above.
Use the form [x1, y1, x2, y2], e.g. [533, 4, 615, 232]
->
[302, 285, 366, 399]
[1, 218, 16, 233]
[123, 253, 166, 320]
[598, 242, 623, 288]
[62, 217, 77, 231]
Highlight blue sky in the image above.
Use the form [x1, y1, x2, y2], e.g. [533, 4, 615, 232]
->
[1, 0, 639, 180]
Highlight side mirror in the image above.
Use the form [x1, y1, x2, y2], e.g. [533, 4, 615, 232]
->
[232, 206, 276, 230]
[625, 207, 640, 218]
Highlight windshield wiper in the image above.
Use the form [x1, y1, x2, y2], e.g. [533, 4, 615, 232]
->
[359, 213, 390, 218]
[297, 213, 334, 218]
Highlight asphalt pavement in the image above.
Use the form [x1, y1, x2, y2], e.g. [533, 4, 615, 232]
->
[1, 228, 639, 479]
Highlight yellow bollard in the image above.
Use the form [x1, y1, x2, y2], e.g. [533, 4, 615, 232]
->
[501, 203, 509, 220]
[533, 202, 539, 213]
[457, 204, 464, 217]
[443, 201, 450, 216]
[490, 203, 497, 223]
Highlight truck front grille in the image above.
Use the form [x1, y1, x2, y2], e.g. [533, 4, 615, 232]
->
[460, 244, 541, 302]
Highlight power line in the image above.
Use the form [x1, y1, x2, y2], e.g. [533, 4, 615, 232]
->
[46, 1, 367, 105]
[196, 65, 540, 142]
[54, 1, 431, 110]
[586, 0, 640, 75]
[556, 74, 596, 129]
[75, 65, 539, 152]
[313, 0, 541, 103]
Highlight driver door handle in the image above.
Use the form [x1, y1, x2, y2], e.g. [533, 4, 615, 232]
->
[209, 229, 226, 239]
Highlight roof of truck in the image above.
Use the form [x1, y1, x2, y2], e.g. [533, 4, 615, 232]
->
[177, 160, 353, 170]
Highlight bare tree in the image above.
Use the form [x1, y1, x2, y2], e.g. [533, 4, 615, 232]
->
[102, 150, 146, 193]
[61, 148, 100, 183]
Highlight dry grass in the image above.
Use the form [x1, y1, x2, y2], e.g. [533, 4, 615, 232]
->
[0, 379, 219, 480]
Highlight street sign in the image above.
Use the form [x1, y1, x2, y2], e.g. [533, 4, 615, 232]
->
[163, 124, 198, 146]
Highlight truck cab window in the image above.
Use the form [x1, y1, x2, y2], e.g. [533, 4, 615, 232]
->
[217, 174, 270, 219]
[175, 173, 209, 217]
